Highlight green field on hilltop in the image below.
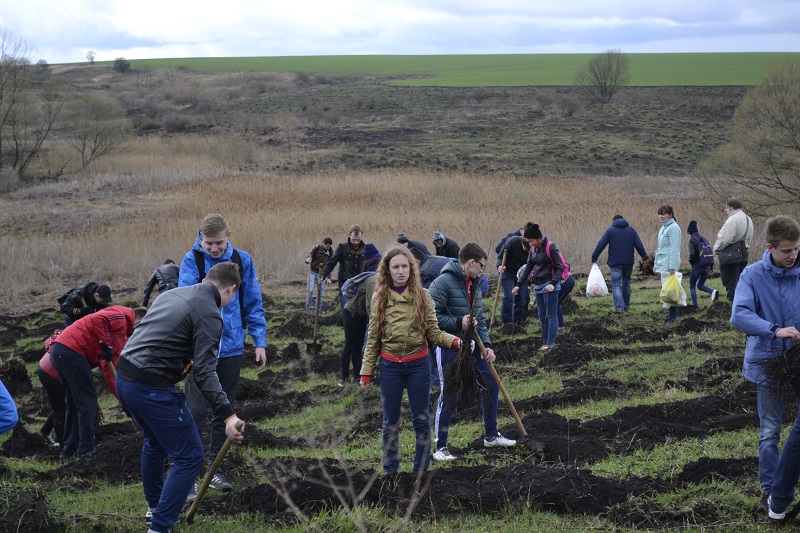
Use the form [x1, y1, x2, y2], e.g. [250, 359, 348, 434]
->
[120, 52, 800, 86]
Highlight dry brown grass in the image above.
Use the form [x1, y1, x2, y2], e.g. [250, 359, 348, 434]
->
[0, 134, 721, 314]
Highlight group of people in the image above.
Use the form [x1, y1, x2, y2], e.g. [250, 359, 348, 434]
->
[15, 194, 799, 529]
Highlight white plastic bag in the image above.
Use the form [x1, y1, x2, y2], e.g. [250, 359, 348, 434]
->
[586, 263, 609, 297]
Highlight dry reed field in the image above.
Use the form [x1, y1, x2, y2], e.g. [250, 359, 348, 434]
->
[0, 135, 722, 313]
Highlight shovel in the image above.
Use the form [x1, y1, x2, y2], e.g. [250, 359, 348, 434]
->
[472, 333, 528, 437]
[306, 266, 324, 356]
[186, 420, 245, 525]
[489, 250, 506, 330]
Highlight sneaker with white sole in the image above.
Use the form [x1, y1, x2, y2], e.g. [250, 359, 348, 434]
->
[484, 433, 517, 448]
[186, 482, 198, 502]
[210, 471, 233, 491]
[432, 447, 456, 461]
[768, 495, 787, 520]
[711, 289, 718, 303]
[145, 508, 154, 526]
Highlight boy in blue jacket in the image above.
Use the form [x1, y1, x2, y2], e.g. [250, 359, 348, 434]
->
[730, 215, 800, 519]
[178, 213, 267, 494]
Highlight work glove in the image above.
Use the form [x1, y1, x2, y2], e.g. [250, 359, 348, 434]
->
[99, 340, 113, 362]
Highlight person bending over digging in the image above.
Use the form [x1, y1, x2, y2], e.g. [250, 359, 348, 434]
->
[730, 215, 800, 521]
[359, 246, 464, 473]
[117, 262, 246, 533]
[428, 242, 516, 462]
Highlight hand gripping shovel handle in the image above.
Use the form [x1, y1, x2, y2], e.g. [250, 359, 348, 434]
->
[186, 420, 245, 525]
[489, 250, 507, 329]
[472, 333, 527, 437]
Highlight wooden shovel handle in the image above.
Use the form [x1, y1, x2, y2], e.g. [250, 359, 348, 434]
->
[472, 333, 527, 437]
[489, 250, 507, 329]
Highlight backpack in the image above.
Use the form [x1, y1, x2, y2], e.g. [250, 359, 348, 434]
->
[545, 241, 571, 282]
[193, 249, 245, 319]
[341, 271, 376, 302]
[693, 235, 715, 267]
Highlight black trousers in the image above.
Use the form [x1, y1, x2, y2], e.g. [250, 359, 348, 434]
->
[37, 367, 65, 443]
[719, 261, 747, 302]
[185, 355, 241, 471]
[341, 308, 367, 382]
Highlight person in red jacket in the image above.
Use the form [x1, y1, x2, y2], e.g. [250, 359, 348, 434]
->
[50, 305, 147, 459]
[36, 330, 64, 446]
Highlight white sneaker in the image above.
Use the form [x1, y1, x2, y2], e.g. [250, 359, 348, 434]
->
[433, 447, 456, 461]
[768, 495, 787, 520]
[711, 289, 718, 303]
[484, 433, 517, 448]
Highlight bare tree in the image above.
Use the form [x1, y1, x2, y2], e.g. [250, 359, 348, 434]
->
[65, 93, 130, 170]
[4, 79, 68, 177]
[575, 49, 630, 104]
[86, 51, 96, 65]
[0, 30, 33, 171]
[695, 60, 800, 219]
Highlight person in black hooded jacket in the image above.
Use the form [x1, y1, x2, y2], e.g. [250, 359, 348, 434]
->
[58, 282, 112, 326]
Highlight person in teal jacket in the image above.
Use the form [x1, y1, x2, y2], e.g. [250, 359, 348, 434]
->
[178, 213, 267, 494]
[655, 205, 682, 324]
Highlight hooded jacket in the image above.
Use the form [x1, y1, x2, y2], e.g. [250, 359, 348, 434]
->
[731, 250, 800, 386]
[654, 218, 681, 273]
[434, 236, 460, 259]
[59, 282, 107, 320]
[178, 232, 267, 359]
[55, 305, 136, 398]
[516, 237, 564, 288]
[428, 260, 491, 348]
[591, 218, 647, 267]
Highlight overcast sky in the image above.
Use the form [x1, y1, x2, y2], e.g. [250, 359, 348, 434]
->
[3, 0, 799, 64]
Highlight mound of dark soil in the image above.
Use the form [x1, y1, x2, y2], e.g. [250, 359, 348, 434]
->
[0, 357, 32, 397]
[236, 377, 272, 401]
[57, 432, 144, 483]
[704, 300, 733, 320]
[274, 312, 314, 339]
[560, 319, 618, 344]
[516, 376, 629, 412]
[679, 356, 743, 392]
[537, 343, 616, 372]
[676, 457, 757, 486]
[0, 482, 66, 533]
[236, 390, 313, 422]
[278, 342, 302, 362]
[0, 422, 55, 458]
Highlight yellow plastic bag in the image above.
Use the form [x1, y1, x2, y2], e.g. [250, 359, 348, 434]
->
[659, 273, 683, 305]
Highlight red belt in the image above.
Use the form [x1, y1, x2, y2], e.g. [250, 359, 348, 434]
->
[381, 346, 428, 363]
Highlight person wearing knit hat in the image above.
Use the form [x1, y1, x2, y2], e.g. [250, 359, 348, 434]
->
[364, 243, 381, 270]
[57, 281, 113, 327]
[398, 233, 432, 258]
[687, 220, 718, 306]
[515, 224, 564, 350]
[432, 230, 460, 259]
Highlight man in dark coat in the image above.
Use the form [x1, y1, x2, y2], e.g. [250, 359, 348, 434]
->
[432, 230, 460, 259]
[321, 224, 366, 312]
[58, 282, 112, 326]
[497, 235, 531, 325]
[142, 259, 180, 307]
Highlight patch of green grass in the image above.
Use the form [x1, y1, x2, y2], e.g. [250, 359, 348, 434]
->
[122, 53, 800, 86]
[591, 425, 757, 479]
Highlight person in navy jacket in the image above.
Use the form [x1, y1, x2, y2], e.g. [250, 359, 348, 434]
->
[591, 215, 648, 311]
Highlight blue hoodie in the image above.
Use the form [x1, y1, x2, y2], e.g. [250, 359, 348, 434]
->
[591, 218, 647, 267]
[179, 232, 267, 359]
[731, 249, 800, 386]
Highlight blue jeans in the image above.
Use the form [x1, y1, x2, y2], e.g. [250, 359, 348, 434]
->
[557, 275, 575, 328]
[501, 271, 528, 324]
[117, 377, 204, 533]
[769, 391, 800, 512]
[688, 265, 714, 306]
[434, 346, 499, 449]
[306, 271, 326, 311]
[757, 385, 797, 497]
[535, 286, 560, 347]
[379, 356, 432, 472]
[610, 264, 633, 311]
[49, 343, 98, 458]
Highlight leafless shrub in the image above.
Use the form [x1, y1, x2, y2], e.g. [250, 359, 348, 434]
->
[557, 95, 581, 117]
[536, 92, 554, 110]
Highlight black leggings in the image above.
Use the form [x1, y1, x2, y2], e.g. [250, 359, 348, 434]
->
[341, 309, 367, 382]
